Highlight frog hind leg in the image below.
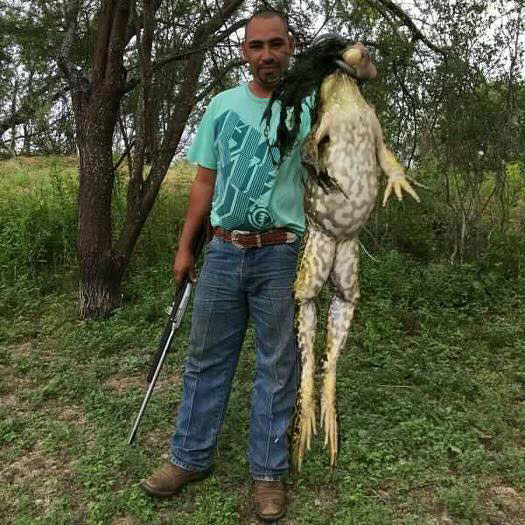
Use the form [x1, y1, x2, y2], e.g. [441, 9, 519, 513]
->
[321, 236, 360, 466]
[292, 227, 336, 471]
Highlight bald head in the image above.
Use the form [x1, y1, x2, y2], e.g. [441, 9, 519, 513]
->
[244, 10, 289, 40]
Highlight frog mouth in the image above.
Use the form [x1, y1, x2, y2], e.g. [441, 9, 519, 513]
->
[333, 58, 358, 78]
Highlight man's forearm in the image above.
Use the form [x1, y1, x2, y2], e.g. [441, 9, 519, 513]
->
[178, 167, 216, 251]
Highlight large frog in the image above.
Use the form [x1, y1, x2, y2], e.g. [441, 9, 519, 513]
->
[265, 37, 420, 470]
[295, 45, 419, 470]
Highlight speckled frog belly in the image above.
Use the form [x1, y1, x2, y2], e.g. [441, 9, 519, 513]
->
[304, 102, 379, 239]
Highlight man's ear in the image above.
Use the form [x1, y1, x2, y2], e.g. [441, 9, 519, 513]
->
[240, 40, 248, 63]
[288, 33, 296, 54]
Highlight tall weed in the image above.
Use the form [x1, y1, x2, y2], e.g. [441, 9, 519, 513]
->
[0, 158, 77, 281]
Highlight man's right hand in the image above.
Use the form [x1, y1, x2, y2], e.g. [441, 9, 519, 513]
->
[173, 247, 196, 286]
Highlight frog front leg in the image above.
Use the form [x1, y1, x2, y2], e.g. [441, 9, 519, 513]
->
[293, 227, 336, 470]
[376, 142, 420, 206]
[321, 236, 360, 466]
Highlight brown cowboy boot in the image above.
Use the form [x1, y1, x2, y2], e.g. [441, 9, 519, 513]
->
[252, 480, 287, 521]
[140, 462, 210, 497]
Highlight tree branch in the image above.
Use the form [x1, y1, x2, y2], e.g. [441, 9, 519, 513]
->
[124, 16, 247, 93]
[0, 87, 69, 136]
[57, 0, 81, 81]
[195, 58, 244, 103]
[113, 139, 136, 174]
[113, 0, 246, 260]
[367, 0, 448, 57]
[125, 0, 163, 44]
[128, 0, 155, 209]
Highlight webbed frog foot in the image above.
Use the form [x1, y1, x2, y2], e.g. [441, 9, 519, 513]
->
[320, 372, 338, 466]
[382, 173, 421, 206]
[293, 379, 316, 471]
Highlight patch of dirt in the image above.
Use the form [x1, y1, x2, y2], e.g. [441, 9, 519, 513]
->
[0, 402, 95, 520]
[424, 509, 453, 525]
[53, 405, 95, 447]
[483, 486, 525, 525]
[112, 517, 136, 525]
[53, 404, 85, 422]
[2, 341, 33, 362]
[311, 483, 339, 516]
[144, 426, 173, 452]
[0, 371, 35, 417]
[54, 405, 96, 450]
[105, 375, 146, 395]
[105, 372, 181, 396]
[1, 440, 74, 516]
[0, 393, 18, 407]
[392, 483, 452, 525]
[394, 482, 525, 525]
[1, 341, 39, 399]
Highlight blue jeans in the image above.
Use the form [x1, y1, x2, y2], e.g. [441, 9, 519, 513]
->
[170, 236, 299, 480]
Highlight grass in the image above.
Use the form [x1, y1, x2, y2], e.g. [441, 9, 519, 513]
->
[0, 156, 524, 524]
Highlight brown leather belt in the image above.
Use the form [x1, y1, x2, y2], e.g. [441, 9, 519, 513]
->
[213, 226, 297, 249]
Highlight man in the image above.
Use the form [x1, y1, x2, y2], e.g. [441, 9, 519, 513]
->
[141, 10, 375, 521]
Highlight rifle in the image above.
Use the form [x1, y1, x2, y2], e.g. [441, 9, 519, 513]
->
[128, 225, 208, 446]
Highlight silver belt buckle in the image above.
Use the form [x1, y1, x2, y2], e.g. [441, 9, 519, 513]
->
[230, 230, 246, 249]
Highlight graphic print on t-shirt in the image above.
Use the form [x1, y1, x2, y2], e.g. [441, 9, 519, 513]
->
[213, 109, 278, 231]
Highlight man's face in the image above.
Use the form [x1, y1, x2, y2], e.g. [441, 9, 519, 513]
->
[242, 16, 295, 90]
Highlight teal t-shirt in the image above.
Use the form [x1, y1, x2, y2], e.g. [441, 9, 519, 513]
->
[186, 83, 311, 236]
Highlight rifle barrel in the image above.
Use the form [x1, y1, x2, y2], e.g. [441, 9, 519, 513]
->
[128, 282, 193, 446]
[127, 224, 207, 447]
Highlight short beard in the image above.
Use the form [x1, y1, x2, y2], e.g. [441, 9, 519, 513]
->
[256, 68, 282, 87]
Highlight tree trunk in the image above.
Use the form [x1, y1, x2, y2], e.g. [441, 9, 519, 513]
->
[71, 0, 130, 317]
[23, 124, 31, 155]
[10, 76, 19, 155]
[75, 90, 125, 316]
[76, 140, 122, 315]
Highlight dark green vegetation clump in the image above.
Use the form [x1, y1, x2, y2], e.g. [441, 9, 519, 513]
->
[0, 158, 524, 524]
